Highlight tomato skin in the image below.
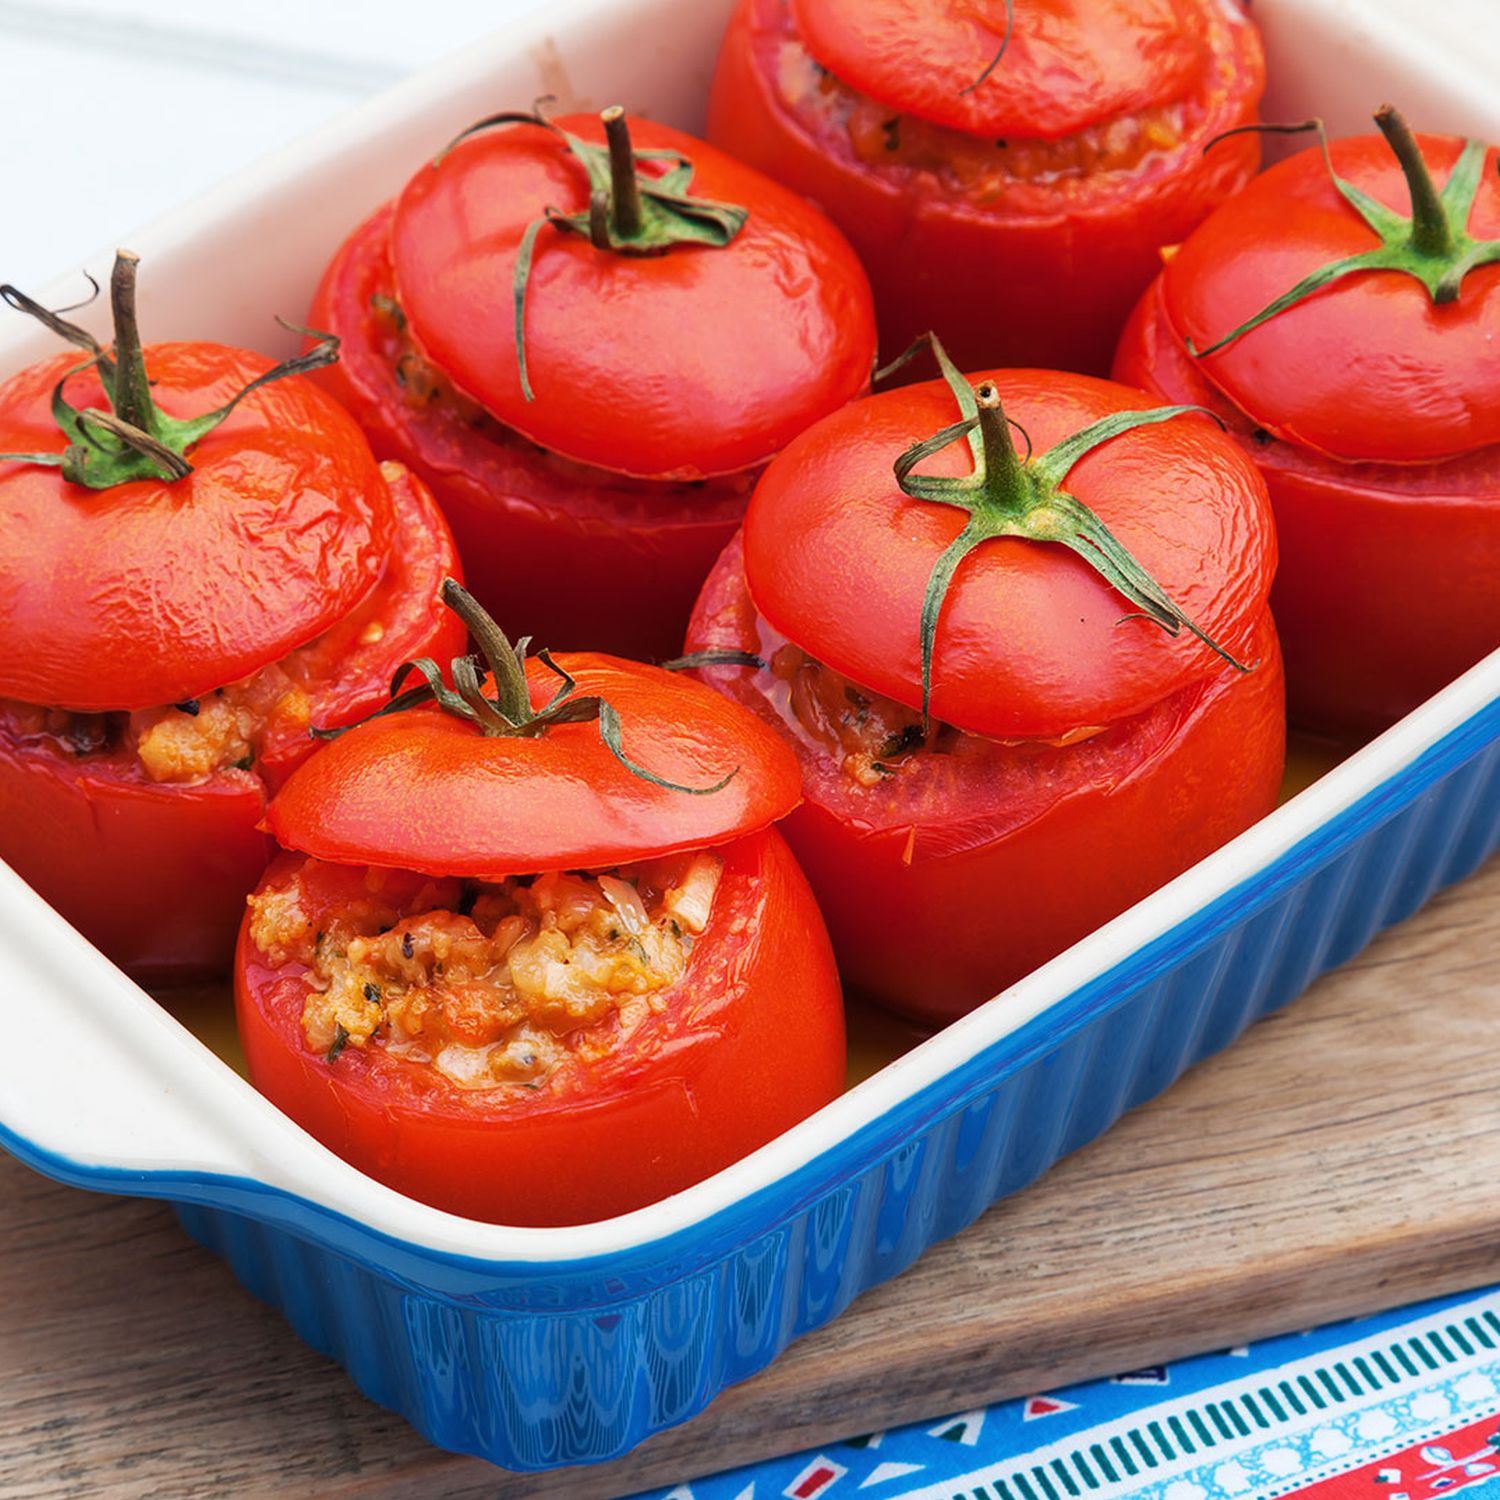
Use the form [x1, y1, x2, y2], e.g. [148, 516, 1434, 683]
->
[687, 535, 1284, 1022]
[0, 720, 270, 983]
[707, 0, 1263, 374]
[741, 369, 1275, 741]
[235, 831, 845, 1225]
[0, 465, 463, 982]
[1115, 274, 1500, 733]
[0, 345, 392, 712]
[308, 205, 752, 662]
[268, 653, 803, 878]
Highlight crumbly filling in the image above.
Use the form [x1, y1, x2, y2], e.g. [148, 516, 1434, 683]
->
[248, 855, 725, 1089]
[763, 640, 1103, 787]
[773, 8, 1241, 198]
[769, 643, 947, 787]
[0, 607, 400, 786]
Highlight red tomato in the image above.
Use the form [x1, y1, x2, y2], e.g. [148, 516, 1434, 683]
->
[707, 0, 1264, 374]
[1114, 112, 1500, 732]
[0, 258, 463, 980]
[310, 108, 875, 661]
[685, 364, 1284, 1023]
[235, 645, 844, 1225]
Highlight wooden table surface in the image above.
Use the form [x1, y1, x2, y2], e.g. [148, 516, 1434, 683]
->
[3, 851, 1498, 1499]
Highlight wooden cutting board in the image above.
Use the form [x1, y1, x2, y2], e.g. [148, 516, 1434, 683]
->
[2, 847, 1498, 1499]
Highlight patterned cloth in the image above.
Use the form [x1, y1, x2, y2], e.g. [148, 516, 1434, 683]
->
[639, 1288, 1500, 1500]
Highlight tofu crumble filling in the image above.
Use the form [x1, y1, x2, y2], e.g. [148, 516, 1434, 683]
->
[247, 854, 725, 1090]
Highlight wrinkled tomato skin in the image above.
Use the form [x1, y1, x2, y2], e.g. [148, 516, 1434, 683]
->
[707, 0, 1263, 374]
[234, 832, 845, 1226]
[1114, 275, 1500, 733]
[310, 207, 759, 663]
[687, 536, 1284, 1023]
[0, 466, 463, 983]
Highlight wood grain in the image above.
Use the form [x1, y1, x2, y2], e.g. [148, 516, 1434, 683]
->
[2, 853, 1498, 1500]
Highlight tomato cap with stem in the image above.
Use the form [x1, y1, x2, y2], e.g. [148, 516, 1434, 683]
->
[439, 104, 748, 403]
[887, 334, 1250, 725]
[1189, 106, 1500, 356]
[0, 251, 337, 489]
[270, 585, 803, 877]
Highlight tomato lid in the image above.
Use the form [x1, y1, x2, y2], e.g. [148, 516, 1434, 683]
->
[1164, 120, 1500, 463]
[268, 652, 802, 876]
[790, 0, 1210, 142]
[390, 110, 875, 480]
[743, 364, 1274, 742]
[0, 343, 392, 712]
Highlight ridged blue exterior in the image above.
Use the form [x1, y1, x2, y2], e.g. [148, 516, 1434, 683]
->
[36, 702, 1500, 1468]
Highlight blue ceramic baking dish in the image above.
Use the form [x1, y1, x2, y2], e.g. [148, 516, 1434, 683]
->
[0, 0, 1496, 1473]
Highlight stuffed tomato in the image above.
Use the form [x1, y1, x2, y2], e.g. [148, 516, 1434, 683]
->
[235, 582, 845, 1225]
[309, 104, 875, 662]
[0, 254, 462, 982]
[686, 340, 1284, 1023]
[1115, 108, 1500, 733]
[707, 0, 1264, 375]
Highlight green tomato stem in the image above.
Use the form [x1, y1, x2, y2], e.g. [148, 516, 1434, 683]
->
[600, 106, 643, 240]
[1374, 104, 1454, 259]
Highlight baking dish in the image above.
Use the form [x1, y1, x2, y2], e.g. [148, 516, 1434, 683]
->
[0, 0, 1497, 1471]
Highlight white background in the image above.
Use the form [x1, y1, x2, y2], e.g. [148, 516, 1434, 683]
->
[0, 1, 544, 289]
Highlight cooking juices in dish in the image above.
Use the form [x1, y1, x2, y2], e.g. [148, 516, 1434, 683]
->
[707, 0, 1265, 374]
[235, 582, 845, 1225]
[309, 104, 876, 663]
[0, 253, 463, 982]
[687, 339, 1285, 1023]
[1115, 107, 1500, 734]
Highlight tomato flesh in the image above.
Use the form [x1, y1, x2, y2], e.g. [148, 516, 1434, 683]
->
[707, 0, 1264, 373]
[687, 535, 1285, 1022]
[235, 831, 845, 1225]
[309, 205, 756, 661]
[0, 465, 463, 982]
[1115, 274, 1500, 733]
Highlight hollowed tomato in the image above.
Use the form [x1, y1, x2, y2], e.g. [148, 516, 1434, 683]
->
[707, 0, 1264, 374]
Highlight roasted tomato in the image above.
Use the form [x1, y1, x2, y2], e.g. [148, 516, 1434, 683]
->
[1114, 107, 1500, 733]
[707, 0, 1264, 375]
[235, 582, 844, 1225]
[686, 340, 1284, 1023]
[0, 253, 463, 982]
[309, 105, 876, 662]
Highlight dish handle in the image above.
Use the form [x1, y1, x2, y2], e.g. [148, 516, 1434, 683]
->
[0, 861, 267, 1189]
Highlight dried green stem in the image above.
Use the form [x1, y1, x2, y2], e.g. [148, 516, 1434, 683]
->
[0, 251, 341, 491]
[313, 578, 736, 796]
[601, 105, 643, 238]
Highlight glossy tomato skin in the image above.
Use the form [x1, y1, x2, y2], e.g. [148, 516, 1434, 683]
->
[1115, 274, 1500, 733]
[0, 465, 464, 982]
[707, 0, 1264, 374]
[687, 535, 1283, 1022]
[309, 205, 753, 662]
[235, 831, 845, 1225]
